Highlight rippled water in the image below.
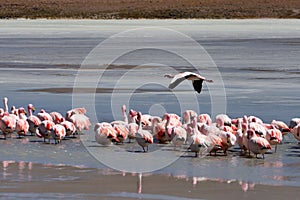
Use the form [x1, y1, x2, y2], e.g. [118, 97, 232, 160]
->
[0, 19, 299, 193]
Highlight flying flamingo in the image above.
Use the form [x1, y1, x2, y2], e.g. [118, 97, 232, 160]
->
[135, 112, 153, 152]
[51, 124, 66, 144]
[247, 129, 272, 159]
[164, 71, 213, 93]
[15, 107, 29, 138]
[94, 122, 119, 146]
[27, 104, 42, 136]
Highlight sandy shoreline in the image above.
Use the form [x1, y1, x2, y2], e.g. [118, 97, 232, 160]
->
[0, 161, 299, 200]
[0, 0, 300, 19]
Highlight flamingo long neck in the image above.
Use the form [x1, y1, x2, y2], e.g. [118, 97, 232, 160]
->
[137, 113, 143, 131]
[3, 97, 8, 112]
[151, 118, 159, 136]
[28, 107, 33, 116]
[122, 106, 128, 124]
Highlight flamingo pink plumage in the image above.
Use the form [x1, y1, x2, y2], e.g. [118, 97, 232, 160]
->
[94, 122, 119, 146]
[60, 120, 77, 137]
[15, 107, 29, 138]
[292, 124, 300, 142]
[68, 113, 91, 133]
[27, 104, 42, 136]
[135, 112, 153, 152]
[37, 120, 55, 143]
[266, 128, 282, 152]
[248, 129, 272, 159]
[37, 109, 53, 122]
[50, 111, 64, 124]
[51, 124, 66, 144]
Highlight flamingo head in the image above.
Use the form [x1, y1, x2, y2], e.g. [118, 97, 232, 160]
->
[129, 109, 137, 120]
[28, 104, 35, 112]
[163, 113, 170, 121]
[247, 129, 256, 138]
[3, 97, 8, 104]
[121, 105, 126, 113]
[18, 107, 27, 115]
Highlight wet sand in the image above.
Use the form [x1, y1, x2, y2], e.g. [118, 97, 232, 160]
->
[0, 161, 299, 200]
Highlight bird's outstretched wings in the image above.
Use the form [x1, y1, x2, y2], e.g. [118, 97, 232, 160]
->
[168, 72, 203, 90]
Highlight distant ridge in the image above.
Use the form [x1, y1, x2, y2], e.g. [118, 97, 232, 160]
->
[0, 0, 299, 19]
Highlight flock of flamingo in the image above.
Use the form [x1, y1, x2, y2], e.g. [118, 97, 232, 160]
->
[0, 95, 300, 159]
[0, 97, 91, 144]
[0, 71, 299, 159]
[94, 104, 300, 159]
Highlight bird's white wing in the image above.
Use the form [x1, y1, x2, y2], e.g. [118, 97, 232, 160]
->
[168, 75, 187, 89]
[168, 72, 205, 90]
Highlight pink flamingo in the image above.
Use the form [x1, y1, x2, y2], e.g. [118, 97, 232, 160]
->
[113, 124, 129, 144]
[289, 118, 300, 129]
[51, 124, 66, 144]
[182, 110, 197, 124]
[27, 104, 41, 136]
[37, 120, 55, 143]
[248, 115, 264, 125]
[136, 112, 153, 152]
[0, 113, 16, 139]
[60, 120, 77, 137]
[164, 71, 213, 93]
[110, 105, 128, 126]
[271, 120, 290, 136]
[188, 116, 211, 157]
[152, 113, 173, 143]
[266, 127, 282, 152]
[198, 113, 212, 126]
[249, 122, 267, 138]
[65, 107, 86, 121]
[247, 129, 272, 159]
[15, 107, 29, 138]
[0, 97, 17, 139]
[292, 124, 300, 142]
[216, 114, 232, 127]
[50, 111, 64, 124]
[127, 122, 139, 143]
[37, 109, 53, 122]
[94, 122, 119, 146]
[68, 113, 91, 134]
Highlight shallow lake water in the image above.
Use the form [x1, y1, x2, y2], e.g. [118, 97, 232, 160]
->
[0, 19, 299, 198]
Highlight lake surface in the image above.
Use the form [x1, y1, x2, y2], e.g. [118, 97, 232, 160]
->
[0, 19, 299, 195]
